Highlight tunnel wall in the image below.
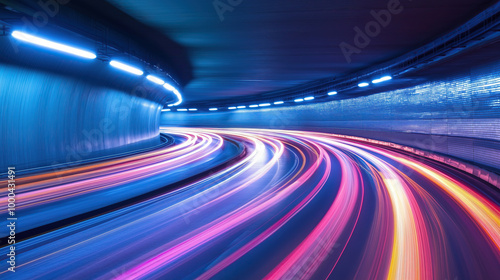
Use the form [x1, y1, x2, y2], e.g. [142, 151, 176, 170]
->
[161, 60, 500, 173]
[0, 63, 162, 171]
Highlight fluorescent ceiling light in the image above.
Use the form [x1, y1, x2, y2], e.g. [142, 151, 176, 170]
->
[228, 107, 237, 110]
[249, 105, 259, 108]
[237, 106, 246, 109]
[209, 108, 218, 111]
[11, 30, 96, 59]
[146, 75, 165, 85]
[294, 98, 304, 102]
[304, 96, 315, 101]
[274, 101, 284, 105]
[328, 91, 338, 95]
[161, 109, 171, 112]
[164, 83, 183, 106]
[372, 75, 393, 84]
[177, 109, 187, 111]
[110, 60, 143, 76]
[358, 82, 369, 87]
[259, 103, 271, 107]
[164, 83, 176, 92]
[188, 108, 197, 111]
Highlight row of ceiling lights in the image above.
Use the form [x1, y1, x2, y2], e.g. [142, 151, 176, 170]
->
[162, 95, 317, 112]
[9, 29, 392, 111]
[162, 75, 393, 113]
[10, 30, 182, 106]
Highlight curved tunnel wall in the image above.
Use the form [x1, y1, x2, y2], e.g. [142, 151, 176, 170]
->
[161, 60, 500, 173]
[0, 63, 162, 171]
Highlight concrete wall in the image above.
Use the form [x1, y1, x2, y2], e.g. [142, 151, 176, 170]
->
[0, 63, 162, 171]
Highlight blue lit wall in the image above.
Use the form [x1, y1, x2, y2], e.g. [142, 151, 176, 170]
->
[161, 61, 500, 172]
[0, 63, 162, 171]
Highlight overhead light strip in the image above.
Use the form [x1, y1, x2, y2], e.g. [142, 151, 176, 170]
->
[11, 30, 96, 59]
[11, 31, 182, 107]
[110, 60, 143, 76]
[146, 75, 165, 85]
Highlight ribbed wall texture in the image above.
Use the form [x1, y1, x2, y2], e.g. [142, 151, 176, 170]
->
[0, 64, 162, 171]
[162, 61, 500, 172]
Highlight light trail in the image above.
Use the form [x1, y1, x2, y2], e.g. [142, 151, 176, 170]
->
[1, 128, 499, 279]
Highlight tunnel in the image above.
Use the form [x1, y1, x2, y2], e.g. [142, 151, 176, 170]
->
[1, 0, 500, 279]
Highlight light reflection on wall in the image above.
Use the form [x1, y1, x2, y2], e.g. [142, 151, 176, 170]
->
[0, 63, 162, 171]
[162, 61, 500, 171]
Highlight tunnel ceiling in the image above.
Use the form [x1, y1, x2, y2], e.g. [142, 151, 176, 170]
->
[98, 0, 494, 102]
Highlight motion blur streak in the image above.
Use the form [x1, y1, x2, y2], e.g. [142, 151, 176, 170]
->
[1, 128, 499, 279]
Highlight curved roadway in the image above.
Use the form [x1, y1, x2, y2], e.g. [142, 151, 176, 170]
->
[1, 128, 499, 279]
